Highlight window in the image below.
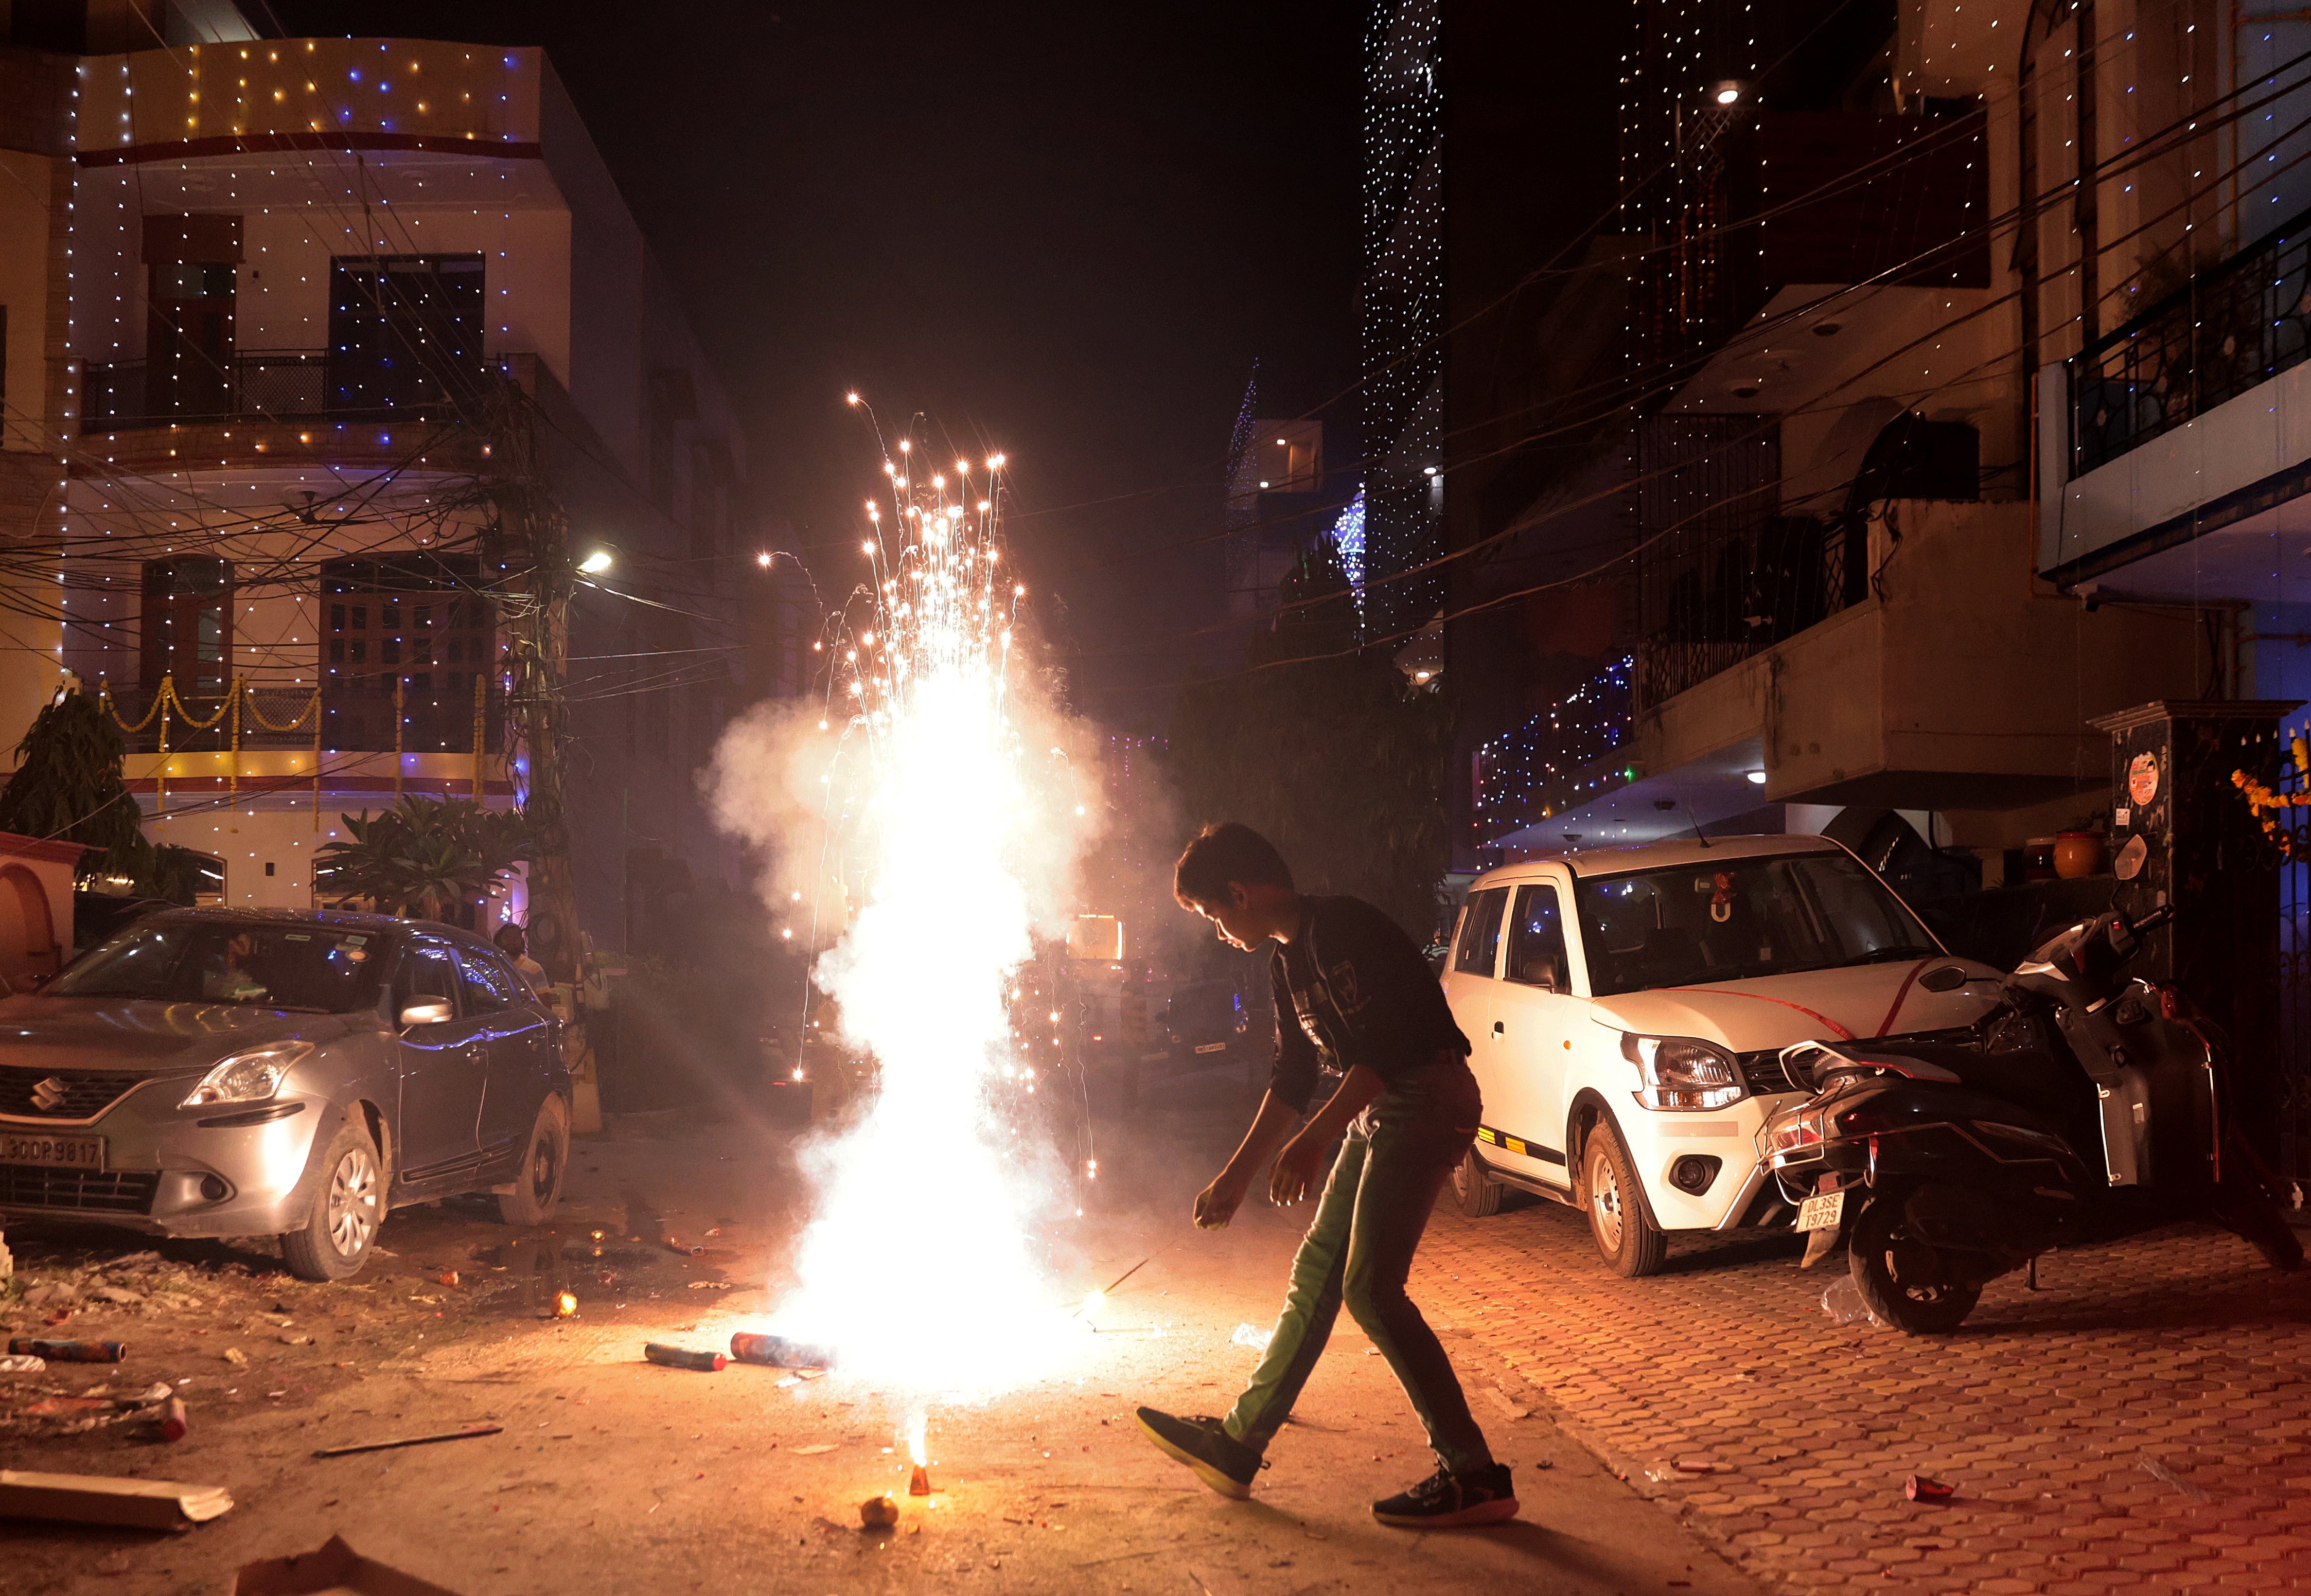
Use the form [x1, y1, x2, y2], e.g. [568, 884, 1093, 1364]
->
[393, 942, 460, 1014]
[1574, 852, 1940, 997]
[1452, 888, 1509, 977]
[140, 556, 231, 693]
[53, 921, 383, 1013]
[326, 255, 484, 414]
[145, 261, 235, 420]
[454, 947, 520, 1013]
[320, 556, 494, 753]
[1505, 884, 1569, 989]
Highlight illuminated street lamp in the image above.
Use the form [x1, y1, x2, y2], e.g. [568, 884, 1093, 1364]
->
[577, 549, 613, 575]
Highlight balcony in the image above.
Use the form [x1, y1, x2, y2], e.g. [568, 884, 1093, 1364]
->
[2040, 204, 2311, 591]
[2067, 210, 2311, 477]
[74, 39, 540, 165]
[1636, 515, 1868, 711]
[82, 350, 480, 433]
[104, 680, 500, 755]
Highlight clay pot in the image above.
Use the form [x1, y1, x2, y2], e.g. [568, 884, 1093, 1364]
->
[2053, 830, 2105, 879]
[2023, 837, 2059, 881]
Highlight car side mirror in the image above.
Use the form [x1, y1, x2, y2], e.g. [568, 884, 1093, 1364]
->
[399, 998, 453, 1028]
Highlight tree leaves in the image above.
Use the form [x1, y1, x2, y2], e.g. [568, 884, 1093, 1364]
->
[1163, 541, 1454, 940]
[0, 690, 147, 879]
[314, 794, 535, 923]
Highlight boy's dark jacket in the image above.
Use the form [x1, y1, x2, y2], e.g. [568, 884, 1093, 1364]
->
[1266, 895, 1470, 1113]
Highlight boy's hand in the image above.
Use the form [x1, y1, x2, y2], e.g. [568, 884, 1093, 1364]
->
[1194, 1171, 1249, 1229]
[1268, 1133, 1328, 1207]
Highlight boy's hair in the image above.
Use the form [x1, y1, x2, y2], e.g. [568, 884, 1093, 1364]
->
[1174, 822, 1295, 905]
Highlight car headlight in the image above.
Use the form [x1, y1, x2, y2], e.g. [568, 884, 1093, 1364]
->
[181, 1041, 313, 1109]
[1620, 1032, 1745, 1111]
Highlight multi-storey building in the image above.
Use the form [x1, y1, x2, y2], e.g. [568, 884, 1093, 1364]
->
[1455, 0, 2311, 1171]
[0, 1, 812, 960]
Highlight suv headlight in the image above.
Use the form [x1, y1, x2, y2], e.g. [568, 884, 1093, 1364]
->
[181, 1041, 313, 1109]
[1620, 1032, 1745, 1111]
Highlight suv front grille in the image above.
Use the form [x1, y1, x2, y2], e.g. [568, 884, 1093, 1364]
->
[1738, 1025, 1982, 1096]
[0, 1069, 146, 1121]
[0, 1165, 160, 1213]
[1738, 1051, 1801, 1094]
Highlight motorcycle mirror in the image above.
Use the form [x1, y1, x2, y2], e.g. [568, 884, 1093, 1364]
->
[1918, 965, 1967, 993]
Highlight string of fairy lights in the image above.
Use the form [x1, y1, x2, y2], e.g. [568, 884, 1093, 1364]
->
[1361, 0, 1443, 639]
[1473, 655, 1636, 840]
[8, 1, 2303, 876]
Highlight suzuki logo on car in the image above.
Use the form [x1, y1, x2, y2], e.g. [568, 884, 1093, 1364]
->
[29, 1076, 69, 1112]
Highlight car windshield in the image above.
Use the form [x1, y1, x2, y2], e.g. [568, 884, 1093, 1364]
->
[1573, 852, 1938, 996]
[48, 921, 386, 1012]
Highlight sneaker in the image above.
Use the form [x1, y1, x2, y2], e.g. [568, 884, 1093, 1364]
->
[1372, 1462, 1518, 1528]
[1134, 1407, 1264, 1500]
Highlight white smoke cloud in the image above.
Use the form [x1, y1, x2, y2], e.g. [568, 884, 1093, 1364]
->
[708, 635, 1104, 1398]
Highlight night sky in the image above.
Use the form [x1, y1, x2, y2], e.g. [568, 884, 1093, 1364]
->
[273, 1, 1366, 727]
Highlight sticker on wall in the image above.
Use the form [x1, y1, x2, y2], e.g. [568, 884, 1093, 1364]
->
[2113, 834, 2149, 881]
[2127, 752, 2161, 808]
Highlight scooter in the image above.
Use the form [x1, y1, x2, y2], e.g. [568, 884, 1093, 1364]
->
[1757, 904, 2302, 1334]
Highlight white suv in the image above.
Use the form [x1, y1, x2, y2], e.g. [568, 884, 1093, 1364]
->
[1442, 834, 2001, 1275]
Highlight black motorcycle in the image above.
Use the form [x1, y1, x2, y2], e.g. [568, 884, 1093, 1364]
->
[1758, 905, 2302, 1334]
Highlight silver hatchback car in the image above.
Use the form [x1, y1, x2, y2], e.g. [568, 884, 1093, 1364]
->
[0, 908, 569, 1280]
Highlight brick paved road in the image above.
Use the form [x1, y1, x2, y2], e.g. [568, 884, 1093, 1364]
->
[1412, 1194, 2311, 1593]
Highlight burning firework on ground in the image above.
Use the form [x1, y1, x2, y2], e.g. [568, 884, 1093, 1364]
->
[714, 404, 1099, 1424]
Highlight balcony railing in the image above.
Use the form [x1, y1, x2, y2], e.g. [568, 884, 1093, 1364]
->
[80, 351, 483, 432]
[103, 679, 500, 758]
[2068, 205, 2311, 476]
[1636, 516, 1867, 711]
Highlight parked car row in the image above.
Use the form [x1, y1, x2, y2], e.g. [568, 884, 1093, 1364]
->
[0, 908, 569, 1281]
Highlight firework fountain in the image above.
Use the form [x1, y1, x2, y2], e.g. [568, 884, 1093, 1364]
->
[713, 406, 1098, 1460]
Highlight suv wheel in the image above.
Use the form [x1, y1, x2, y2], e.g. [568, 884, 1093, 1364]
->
[1452, 1144, 1503, 1217]
[281, 1121, 383, 1282]
[1582, 1120, 1668, 1278]
[497, 1095, 570, 1226]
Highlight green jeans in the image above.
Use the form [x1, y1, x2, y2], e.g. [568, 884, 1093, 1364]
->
[1222, 1055, 1493, 1475]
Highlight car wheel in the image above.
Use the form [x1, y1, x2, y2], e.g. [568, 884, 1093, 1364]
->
[497, 1094, 570, 1226]
[1847, 1185, 1980, 1334]
[1582, 1121, 1668, 1278]
[280, 1121, 384, 1283]
[1452, 1144, 1503, 1217]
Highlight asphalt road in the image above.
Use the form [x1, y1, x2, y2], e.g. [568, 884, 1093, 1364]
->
[1, 1066, 1761, 1595]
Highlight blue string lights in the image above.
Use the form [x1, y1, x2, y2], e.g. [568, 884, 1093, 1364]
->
[1332, 486, 1367, 602]
[1474, 655, 1635, 839]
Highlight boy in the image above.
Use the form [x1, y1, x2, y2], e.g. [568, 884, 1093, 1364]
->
[1135, 823, 1514, 1527]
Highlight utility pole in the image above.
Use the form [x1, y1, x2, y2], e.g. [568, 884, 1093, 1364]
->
[482, 382, 586, 990]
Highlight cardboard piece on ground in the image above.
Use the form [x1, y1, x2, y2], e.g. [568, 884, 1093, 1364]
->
[0, 1468, 233, 1531]
[233, 1534, 467, 1596]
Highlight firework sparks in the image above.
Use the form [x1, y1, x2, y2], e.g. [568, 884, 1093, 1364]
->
[716, 410, 1096, 1416]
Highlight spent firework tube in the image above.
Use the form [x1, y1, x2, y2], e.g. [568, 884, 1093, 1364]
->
[1905, 1475, 1955, 1503]
[8, 1338, 125, 1363]
[158, 1397, 191, 1442]
[729, 1332, 837, 1370]
[643, 1342, 726, 1372]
